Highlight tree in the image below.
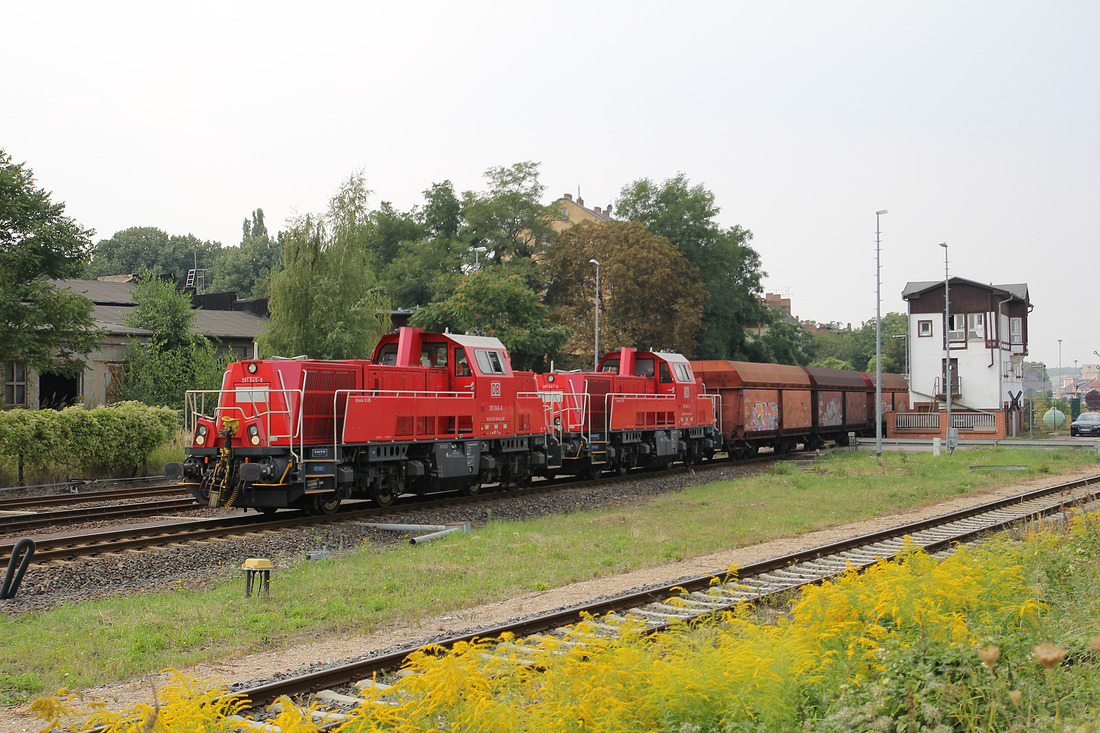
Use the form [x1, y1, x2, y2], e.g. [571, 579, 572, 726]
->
[208, 209, 283, 298]
[615, 174, 768, 360]
[0, 149, 101, 376]
[259, 174, 390, 359]
[88, 227, 221, 283]
[461, 162, 556, 267]
[806, 313, 908, 373]
[544, 221, 708, 368]
[111, 276, 227, 409]
[411, 270, 571, 371]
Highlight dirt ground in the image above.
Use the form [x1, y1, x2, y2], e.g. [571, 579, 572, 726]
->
[4, 466, 1098, 733]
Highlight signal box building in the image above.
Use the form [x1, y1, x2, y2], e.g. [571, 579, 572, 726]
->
[901, 278, 1030, 435]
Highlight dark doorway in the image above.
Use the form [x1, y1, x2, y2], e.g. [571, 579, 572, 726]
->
[39, 370, 82, 410]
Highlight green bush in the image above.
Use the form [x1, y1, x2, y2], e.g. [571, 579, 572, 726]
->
[0, 402, 180, 485]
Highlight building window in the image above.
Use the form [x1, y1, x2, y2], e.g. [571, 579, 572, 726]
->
[949, 314, 965, 342]
[918, 320, 933, 337]
[4, 361, 27, 406]
[1010, 317, 1023, 345]
[967, 313, 985, 341]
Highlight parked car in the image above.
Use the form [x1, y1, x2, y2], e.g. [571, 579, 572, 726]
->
[1070, 412, 1100, 437]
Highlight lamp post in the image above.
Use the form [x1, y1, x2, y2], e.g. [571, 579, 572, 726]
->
[1058, 339, 1063, 399]
[470, 246, 488, 271]
[589, 259, 600, 369]
[875, 209, 888, 456]
[939, 242, 952, 449]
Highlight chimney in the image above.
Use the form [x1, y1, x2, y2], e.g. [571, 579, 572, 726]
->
[577, 196, 584, 207]
[605, 204, 612, 218]
[594, 207, 603, 216]
[563, 193, 573, 201]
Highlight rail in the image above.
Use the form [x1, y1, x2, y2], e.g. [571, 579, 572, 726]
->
[334, 388, 478, 449]
[184, 386, 306, 466]
[894, 411, 998, 432]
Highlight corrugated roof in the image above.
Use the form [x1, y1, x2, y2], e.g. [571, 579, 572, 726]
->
[90, 304, 264, 339]
[51, 279, 135, 304]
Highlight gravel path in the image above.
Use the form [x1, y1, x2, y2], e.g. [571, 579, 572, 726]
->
[2, 462, 1097, 731]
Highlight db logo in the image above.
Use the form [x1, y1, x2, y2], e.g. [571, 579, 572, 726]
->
[491, 382, 501, 397]
[684, 386, 690, 398]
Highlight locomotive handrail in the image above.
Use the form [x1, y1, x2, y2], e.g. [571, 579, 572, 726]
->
[518, 391, 569, 444]
[183, 386, 306, 467]
[604, 391, 677, 432]
[333, 388, 478, 449]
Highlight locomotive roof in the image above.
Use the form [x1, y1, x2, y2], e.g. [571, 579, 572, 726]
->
[443, 333, 508, 351]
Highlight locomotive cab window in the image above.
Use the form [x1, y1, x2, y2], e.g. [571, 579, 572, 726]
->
[475, 349, 507, 375]
[634, 358, 655, 377]
[673, 363, 693, 382]
[600, 358, 620, 373]
[420, 343, 448, 368]
[454, 348, 471, 377]
[659, 363, 673, 384]
[377, 344, 398, 365]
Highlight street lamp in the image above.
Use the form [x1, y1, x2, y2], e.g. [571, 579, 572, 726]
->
[939, 242, 952, 450]
[875, 209, 888, 456]
[470, 246, 488, 271]
[1058, 339, 1063, 399]
[589, 259, 600, 369]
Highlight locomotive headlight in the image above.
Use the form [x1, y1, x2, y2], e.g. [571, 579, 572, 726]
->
[247, 362, 258, 374]
[247, 423, 261, 446]
[195, 424, 208, 445]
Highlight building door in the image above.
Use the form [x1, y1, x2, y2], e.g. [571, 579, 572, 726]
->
[941, 358, 959, 397]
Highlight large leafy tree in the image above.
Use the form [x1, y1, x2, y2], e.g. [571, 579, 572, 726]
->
[88, 226, 221, 284]
[259, 174, 390, 359]
[411, 270, 571, 371]
[544, 221, 708, 368]
[0, 149, 101, 375]
[461, 162, 556, 276]
[111, 276, 227, 409]
[615, 174, 769, 360]
[208, 209, 283, 298]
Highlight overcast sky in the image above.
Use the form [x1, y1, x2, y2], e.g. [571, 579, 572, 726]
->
[5, 1, 1098, 370]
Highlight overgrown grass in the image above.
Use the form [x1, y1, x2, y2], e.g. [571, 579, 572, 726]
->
[4, 448, 1098, 705]
[31, 464, 1100, 732]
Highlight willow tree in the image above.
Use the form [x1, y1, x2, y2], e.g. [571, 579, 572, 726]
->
[259, 174, 390, 359]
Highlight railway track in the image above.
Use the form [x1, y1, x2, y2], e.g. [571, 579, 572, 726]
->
[0, 484, 185, 511]
[0, 456, 764, 565]
[223, 472, 1100, 728]
[0, 497, 201, 533]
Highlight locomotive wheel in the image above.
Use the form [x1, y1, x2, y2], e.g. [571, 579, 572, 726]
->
[462, 482, 483, 497]
[311, 494, 341, 515]
[257, 506, 278, 516]
[371, 485, 397, 508]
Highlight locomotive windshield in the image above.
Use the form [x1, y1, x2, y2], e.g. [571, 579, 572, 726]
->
[475, 349, 507, 374]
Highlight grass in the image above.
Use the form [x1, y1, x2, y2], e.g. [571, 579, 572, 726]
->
[2, 447, 1099, 704]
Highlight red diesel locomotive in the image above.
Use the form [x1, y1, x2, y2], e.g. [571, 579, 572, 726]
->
[165, 327, 722, 513]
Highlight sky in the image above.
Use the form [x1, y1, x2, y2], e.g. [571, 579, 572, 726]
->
[5, 1, 1098, 371]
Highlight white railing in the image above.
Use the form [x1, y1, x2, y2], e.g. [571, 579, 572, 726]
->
[952, 412, 997, 431]
[893, 411, 998, 432]
[184, 386, 306, 465]
[335, 388, 476, 446]
[895, 412, 941, 430]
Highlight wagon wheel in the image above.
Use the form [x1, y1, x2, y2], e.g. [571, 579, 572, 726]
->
[371, 483, 397, 508]
[311, 494, 341, 515]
